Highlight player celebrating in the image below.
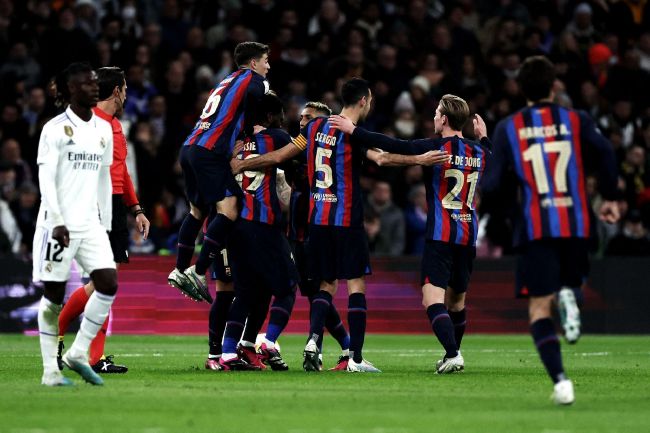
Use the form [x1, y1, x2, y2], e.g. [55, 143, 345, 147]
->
[169, 42, 271, 302]
[218, 92, 299, 371]
[330, 95, 489, 374]
[56, 66, 150, 375]
[34, 62, 116, 386]
[482, 56, 620, 404]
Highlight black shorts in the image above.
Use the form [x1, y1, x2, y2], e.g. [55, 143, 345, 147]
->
[109, 194, 129, 263]
[179, 145, 242, 209]
[420, 240, 475, 293]
[516, 238, 589, 298]
[210, 247, 233, 283]
[291, 239, 319, 297]
[228, 220, 299, 298]
[307, 225, 371, 282]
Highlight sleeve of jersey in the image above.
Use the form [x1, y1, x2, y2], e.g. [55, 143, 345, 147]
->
[292, 134, 307, 151]
[122, 166, 139, 207]
[580, 111, 619, 201]
[98, 129, 114, 231]
[36, 126, 65, 226]
[352, 127, 428, 155]
[479, 121, 507, 193]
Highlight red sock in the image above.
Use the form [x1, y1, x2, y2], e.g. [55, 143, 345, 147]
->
[58, 286, 89, 336]
[89, 315, 109, 365]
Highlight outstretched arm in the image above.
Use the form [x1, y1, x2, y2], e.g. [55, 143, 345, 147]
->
[366, 148, 449, 167]
[231, 142, 302, 174]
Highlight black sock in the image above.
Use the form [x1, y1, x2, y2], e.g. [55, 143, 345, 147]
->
[325, 302, 350, 351]
[348, 293, 367, 363]
[176, 214, 203, 272]
[266, 292, 296, 343]
[449, 308, 467, 349]
[531, 318, 566, 384]
[195, 214, 233, 275]
[222, 296, 248, 354]
[242, 292, 271, 344]
[308, 295, 324, 351]
[426, 303, 458, 358]
[308, 291, 332, 343]
[208, 291, 234, 356]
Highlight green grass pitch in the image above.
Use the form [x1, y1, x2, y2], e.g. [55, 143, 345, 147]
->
[1, 334, 648, 433]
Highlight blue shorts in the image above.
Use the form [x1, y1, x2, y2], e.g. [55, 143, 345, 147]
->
[228, 220, 299, 298]
[420, 240, 475, 293]
[179, 145, 242, 209]
[307, 225, 371, 282]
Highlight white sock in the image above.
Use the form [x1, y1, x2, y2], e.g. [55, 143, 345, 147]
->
[262, 337, 275, 349]
[221, 353, 237, 361]
[341, 349, 350, 357]
[38, 297, 62, 373]
[68, 291, 114, 359]
[239, 340, 255, 348]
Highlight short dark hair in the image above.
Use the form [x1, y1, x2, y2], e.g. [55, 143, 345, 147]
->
[341, 78, 370, 107]
[234, 42, 269, 68]
[97, 67, 125, 100]
[304, 101, 332, 116]
[518, 56, 555, 102]
[438, 94, 470, 131]
[55, 62, 93, 105]
[255, 91, 284, 124]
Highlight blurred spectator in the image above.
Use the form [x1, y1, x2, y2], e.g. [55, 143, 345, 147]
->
[9, 182, 38, 254]
[0, 42, 41, 88]
[0, 196, 20, 255]
[619, 145, 649, 207]
[404, 183, 427, 255]
[367, 180, 405, 256]
[605, 210, 650, 256]
[0, 162, 16, 203]
[1, 138, 31, 187]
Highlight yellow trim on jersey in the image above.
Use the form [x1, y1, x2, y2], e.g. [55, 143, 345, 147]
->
[292, 134, 307, 150]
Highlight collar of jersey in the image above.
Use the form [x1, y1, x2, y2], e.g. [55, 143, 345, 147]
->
[66, 106, 96, 128]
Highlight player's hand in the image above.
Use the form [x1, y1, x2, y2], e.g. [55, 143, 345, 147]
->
[230, 157, 244, 174]
[416, 150, 450, 166]
[231, 140, 245, 157]
[252, 124, 265, 134]
[329, 115, 356, 134]
[598, 200, 620, 224]
[52, 225, 70, 248]
[135, 213, 150, 240]
[473, 114, 487, 140]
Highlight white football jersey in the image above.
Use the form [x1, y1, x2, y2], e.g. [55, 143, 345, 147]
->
[36, 106, 113, 233]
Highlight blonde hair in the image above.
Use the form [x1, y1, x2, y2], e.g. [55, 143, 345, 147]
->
[439, 94, 470, 131]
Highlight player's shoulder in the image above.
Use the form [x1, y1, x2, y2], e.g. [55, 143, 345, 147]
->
[263, 127, 291, 142]
[93, 113, 114, 135]
[41, 111, 71, 136]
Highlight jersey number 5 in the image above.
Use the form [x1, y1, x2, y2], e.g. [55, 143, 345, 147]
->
[442, 169, 479, 210]
[315, 147, 333, 189]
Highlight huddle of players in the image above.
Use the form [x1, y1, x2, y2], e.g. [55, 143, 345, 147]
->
[167, 42, 619, 404]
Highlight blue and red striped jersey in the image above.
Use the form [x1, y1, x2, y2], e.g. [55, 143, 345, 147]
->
[484, 103, 618, 246]
[352, 128, 489, 246]
[183, 69, 269, 153]
[293, 118, 365, 228]
[236, 128, 291, 226]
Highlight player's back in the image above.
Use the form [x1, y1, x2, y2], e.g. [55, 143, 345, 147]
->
[184, 69, 268, 154]
[425, 136, 487, 246]
[237, 128, 291, 225]
[300, 117, 364, 228]
[36, 107, 113, 233]
[494, 103, 592, 242]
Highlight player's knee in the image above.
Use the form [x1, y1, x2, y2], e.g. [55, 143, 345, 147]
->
[189, 204, 206, 220]
[217, 196, 238, 221]
[91, 269, 118, 296]
[43, 281, 67, 305]
[528, 295, 553, 322]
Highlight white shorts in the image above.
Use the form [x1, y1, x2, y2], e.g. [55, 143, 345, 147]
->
[32, 225, 116, 283]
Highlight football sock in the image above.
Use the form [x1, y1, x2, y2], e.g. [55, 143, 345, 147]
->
[176, 213, 203, 272]
[68, 292, 115, 360]
[348, 293, 367, 363]
[531, 318, 566, 384]
[195, 214, 233, 275]
[209, 291, 235, 356]
[222, 296, 248, 355]
[308, 295, 325, 351]
[266, 292, 296, 343]
[308, 291, 332, 343]
[89, 316, 109, 365]
[242, 292, 271, 344]
[449, 308, 467, 349]
[58, 286, 89, 336]
[38, 297, 63, 373]
[426, 303, 458, 359]
[325, 303, 350, 350]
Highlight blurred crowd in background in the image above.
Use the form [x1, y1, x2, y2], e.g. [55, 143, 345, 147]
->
[0, 0, 649, 260]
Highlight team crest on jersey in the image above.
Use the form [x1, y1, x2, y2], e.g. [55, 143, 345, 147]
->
[100, 137, 106, 149]
[45, 263, 52, 273]
[64, 125, 74, 137]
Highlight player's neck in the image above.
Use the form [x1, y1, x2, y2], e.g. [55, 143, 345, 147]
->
[339, 107, 360, 125]
[69, 103, 93, 122]
[528, 95, 554, 106]
[96, 100, 116, 117]
[441, 127, 462, 138]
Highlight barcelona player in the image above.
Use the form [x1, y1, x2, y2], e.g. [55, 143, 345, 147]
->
[330, 94, 489, 374]
[483, 56, 620, 404]
[169, 42, 271, 303]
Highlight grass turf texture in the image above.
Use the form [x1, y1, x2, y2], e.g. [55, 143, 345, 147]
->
[1, 334, 648, 433]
